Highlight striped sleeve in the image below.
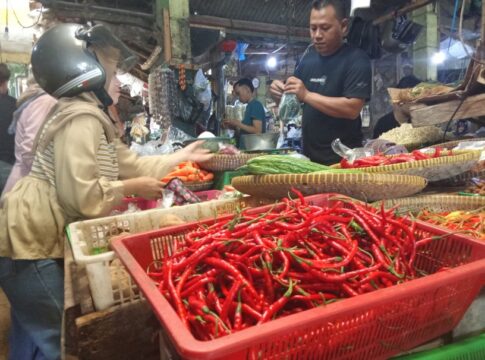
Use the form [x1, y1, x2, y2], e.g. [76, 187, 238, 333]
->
[53, 115, 124, 219]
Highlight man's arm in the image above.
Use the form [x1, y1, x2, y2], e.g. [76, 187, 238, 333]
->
[284, 76, 364, 120]
[225, 119, 263, 134]
[238, 119, 263, 134]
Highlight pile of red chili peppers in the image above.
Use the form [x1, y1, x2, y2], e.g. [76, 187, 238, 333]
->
[148, 191, 430, 341]
[341, 148, 446, 169]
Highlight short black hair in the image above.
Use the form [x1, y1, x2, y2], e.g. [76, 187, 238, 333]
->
[0, 63, 11, 84]
[312, 0, 346, 20]
[234, 78, 254, 93]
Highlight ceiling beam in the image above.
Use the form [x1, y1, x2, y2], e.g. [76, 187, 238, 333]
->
[372, 0, 434, 25]
[40, 0, 154, 29]
[189, 15, 310, 41]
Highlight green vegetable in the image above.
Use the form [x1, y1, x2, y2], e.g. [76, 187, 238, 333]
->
[240, 155, 362, 175]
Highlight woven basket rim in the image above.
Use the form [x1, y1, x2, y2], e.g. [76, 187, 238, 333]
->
[332, 150, 481, 173]
[430, 137, 485, 150]
[231, 173, 427, 201]
[232, 172, 427, 186]
[376, 194, 485, 211]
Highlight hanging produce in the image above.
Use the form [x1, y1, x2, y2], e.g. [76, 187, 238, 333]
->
[179, 64, 187, 91]
[148, 66, 180, 139]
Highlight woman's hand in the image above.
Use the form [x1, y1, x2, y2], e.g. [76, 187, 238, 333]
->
[122, 177, 164, 199]
[176, 140, 214, 163]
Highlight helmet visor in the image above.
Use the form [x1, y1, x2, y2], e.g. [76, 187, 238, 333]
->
[76, 24, 138, 72]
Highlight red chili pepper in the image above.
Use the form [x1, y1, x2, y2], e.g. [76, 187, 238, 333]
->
[166, 261, 189, 329]
[258, 279, 294, 324]
[233, 291, 243, 330]
[203, 257, 259, 299]
[220, 280, 241, 323]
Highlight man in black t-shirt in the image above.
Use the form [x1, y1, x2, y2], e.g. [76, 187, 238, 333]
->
[270, 0, 371, 165]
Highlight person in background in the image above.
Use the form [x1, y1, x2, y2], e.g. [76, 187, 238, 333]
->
[1, 78, 57, 200]
[270, 0, 372, 165]
[397, 63, 421, 89]
[0, 23, 212, 360]
[0, 63, 17, 193]
[372, 66, 421, 139]
[223, 78, 266, 141]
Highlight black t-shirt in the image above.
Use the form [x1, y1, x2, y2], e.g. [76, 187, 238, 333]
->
[397, 75, 421, 89]
[0, 93, 16, 164]
[373, 112, 399, 139]
[294, 44, 372, 165]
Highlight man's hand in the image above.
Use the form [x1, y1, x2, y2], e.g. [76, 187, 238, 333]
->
[284, 76, 309, 102]
[270, 80, 285, 102]
[222, 119, 240, 130]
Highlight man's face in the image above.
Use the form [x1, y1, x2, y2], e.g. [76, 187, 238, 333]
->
[235, 84, 251, 103]
[310, 6, 347, 56]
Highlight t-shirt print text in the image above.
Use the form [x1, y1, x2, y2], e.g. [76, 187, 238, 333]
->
[310, 76, 327, 86]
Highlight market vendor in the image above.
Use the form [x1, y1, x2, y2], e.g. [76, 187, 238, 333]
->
[0, 23, 212, 359]
[223, 78, 266, 143]
[270, 0, 371, 165]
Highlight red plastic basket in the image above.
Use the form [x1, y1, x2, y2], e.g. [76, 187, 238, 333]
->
[112, 195, 485, 360]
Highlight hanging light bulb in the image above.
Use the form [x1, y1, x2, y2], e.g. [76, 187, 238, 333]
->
[266, 56, 277, 69]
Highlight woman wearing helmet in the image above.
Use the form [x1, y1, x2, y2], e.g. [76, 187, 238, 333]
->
[0, 23, 212, 359]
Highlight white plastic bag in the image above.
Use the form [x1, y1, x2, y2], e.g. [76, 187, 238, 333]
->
[194, 69, 211, 111]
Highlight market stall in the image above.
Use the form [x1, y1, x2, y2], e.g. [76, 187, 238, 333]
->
[2, 1, 481, 359]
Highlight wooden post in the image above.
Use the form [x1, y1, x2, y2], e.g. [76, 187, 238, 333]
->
[412, 5, 439, 81]
[163, 8, 172, 63]
[169, 0, 191, 62]
[155, 0, 191, 64]
[155, 0, 169, 65]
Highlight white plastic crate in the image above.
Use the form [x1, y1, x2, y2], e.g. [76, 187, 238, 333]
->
[67, 198, 241, 311]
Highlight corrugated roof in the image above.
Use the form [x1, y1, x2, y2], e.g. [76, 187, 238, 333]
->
[190, 0, 313, 28]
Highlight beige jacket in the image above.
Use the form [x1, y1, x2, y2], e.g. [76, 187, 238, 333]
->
[0, 92, 173, 259]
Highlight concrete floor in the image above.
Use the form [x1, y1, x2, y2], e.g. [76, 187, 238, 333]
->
[0, 289, 10, 360]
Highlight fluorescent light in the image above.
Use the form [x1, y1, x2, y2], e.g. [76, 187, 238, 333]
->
[431, 51, 446, 64]
[266, 56, 277, 69]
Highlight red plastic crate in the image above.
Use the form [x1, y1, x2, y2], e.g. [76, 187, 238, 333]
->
[112, 195, 485, 360]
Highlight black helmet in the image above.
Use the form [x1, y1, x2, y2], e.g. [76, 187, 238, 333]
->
[32, 23, 137, 99]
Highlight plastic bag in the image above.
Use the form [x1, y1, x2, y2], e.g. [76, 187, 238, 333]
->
[331, 138, 373, 163]
[278, 93, 300, 124]
[194, 69, 212, 111]
[159, 190, 175, 209]
[364, 139, 408, 155]
[130, 140, 173, 156]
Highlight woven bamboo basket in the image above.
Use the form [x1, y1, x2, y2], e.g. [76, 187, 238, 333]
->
[231, 173, 427, 202]
[184, 181, 213, 192]
[429, 137, 485, 150]
[199, 153, 260, 172]
[430, 169, 485, 187]
[377, 194, 485, 213]
[332, 150, 481, 182]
